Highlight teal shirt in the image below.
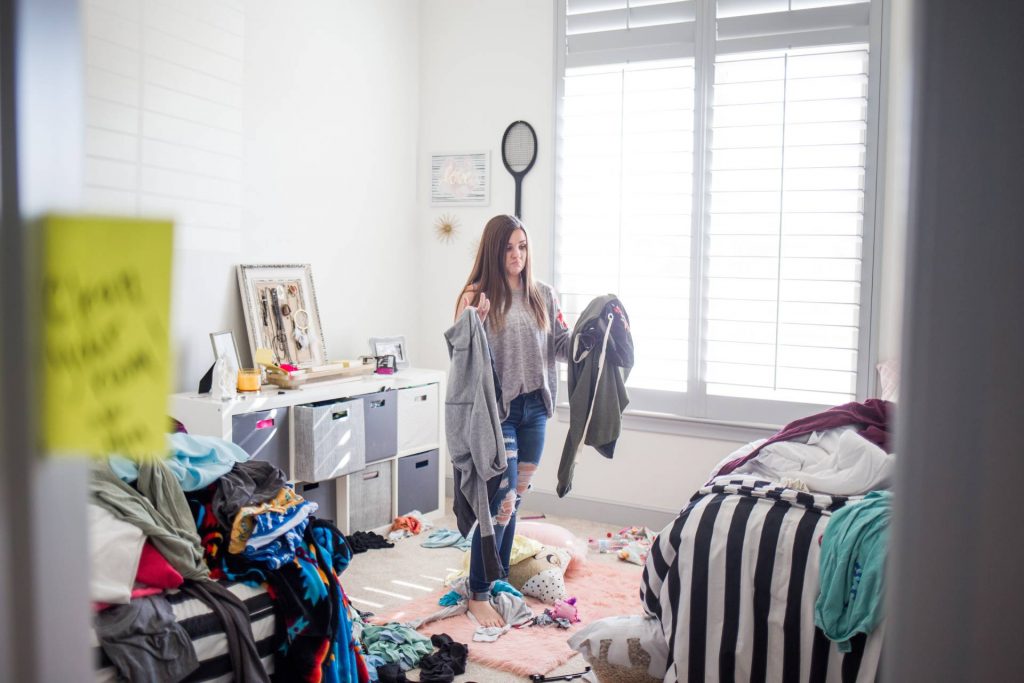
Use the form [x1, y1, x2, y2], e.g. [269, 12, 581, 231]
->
[814, 489, 892, 651]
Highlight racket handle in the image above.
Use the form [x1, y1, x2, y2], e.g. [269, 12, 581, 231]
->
[515, 176, 523, 218]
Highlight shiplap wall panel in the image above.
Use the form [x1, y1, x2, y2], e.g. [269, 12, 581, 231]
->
[86, 128, 138, 162]
[142, 112, 243, 156]
[84, 0, 243, 253]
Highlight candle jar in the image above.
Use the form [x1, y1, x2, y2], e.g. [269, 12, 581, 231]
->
[237, 368, 261, 392]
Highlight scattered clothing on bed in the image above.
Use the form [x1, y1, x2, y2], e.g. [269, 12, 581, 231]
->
[188, 484, 368, 682]
[93, 542, 185, 611]
[713, 398, 894, 479]
[444, 307, 508, 582]
[91, 459, 210, 581]
[348, 530, 396, 553]
[557, 295, 633, 498]
[93, 581, 278, 682]
[212, 460, 290, 529]
[717, 426, 896, 496]
[89, 503, 146, 604]
[642, 476, 885, 683]
[420, 528, 472, 550]
[361, 623, 433, 681]
[241, 518, 311, 569]
[403, 577, 532, 642]
[816, 490, 892, 652]
[135, 542, 184, 592]
[228, 486, 308, 553]
[109, 433, 252, 491]
[95, 594, 199, 682]
[180, 580, 270, 683]
[417, 633, 468, 683]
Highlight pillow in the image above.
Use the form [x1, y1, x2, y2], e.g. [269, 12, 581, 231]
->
[515, 520, 588, 577]
[568, 615, 669, 683]
[877, 359, 900, 402]
[450, 534, 544, 582]
[89, 504, 145, 604]
[508, 544, 571, 604]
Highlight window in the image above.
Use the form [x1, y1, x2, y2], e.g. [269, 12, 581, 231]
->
[556, 0, 881, 426]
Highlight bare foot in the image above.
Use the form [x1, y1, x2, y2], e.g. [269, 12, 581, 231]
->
[467, 598, 505, 628]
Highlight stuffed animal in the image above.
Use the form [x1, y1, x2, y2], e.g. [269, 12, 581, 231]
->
[508, 545, 572, 603]
[548, 597, 580, 623]
[516, 521, 588, 577]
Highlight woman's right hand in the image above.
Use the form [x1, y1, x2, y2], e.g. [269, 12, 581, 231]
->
[476, 292, 491, 321]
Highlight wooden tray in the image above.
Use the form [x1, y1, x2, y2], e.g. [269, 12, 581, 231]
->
[265, 362, 375, 389]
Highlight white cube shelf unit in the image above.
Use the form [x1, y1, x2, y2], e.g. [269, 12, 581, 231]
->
[169, 368, 446, 534]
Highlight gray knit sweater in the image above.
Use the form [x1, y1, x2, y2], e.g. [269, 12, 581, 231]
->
[444, 307, 507, 581]
[485, 281, 570, 419]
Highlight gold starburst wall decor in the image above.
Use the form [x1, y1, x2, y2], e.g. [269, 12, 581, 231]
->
[434, 213, 460, 244]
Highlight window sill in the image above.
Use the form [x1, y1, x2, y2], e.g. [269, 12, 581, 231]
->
[555, 403, 777, 443]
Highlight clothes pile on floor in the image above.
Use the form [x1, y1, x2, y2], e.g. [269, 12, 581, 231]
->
[387, 510, 432, 541]
[374, 633, 468, 683]
[348, 530, 396, 553]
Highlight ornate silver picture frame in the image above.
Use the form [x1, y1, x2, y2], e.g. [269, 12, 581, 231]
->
[237, 264, 327, 369]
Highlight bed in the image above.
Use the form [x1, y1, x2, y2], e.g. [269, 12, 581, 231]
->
[93, 581, 278, 682]
[641, 474, 885, 683]
[640, 397, 896, 683]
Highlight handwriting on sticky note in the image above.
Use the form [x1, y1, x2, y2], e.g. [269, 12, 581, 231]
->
[41, 215, 173, 458]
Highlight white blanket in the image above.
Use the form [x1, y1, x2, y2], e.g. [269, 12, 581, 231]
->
[714, 427, 894, 496]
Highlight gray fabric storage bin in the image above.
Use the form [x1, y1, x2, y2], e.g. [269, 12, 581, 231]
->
[362, 391, 397, 464]
[396, 450, 439, 516]
[293, 398, 365, 482]
[299, 481, 336, 525]
[348, 460, 393, 531]
[232, 408, 290, 474]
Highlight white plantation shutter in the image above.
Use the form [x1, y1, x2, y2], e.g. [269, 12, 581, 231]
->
[559, 61, 695, 404]
[705, 45, 869, 417]
[565, 0, 698, 68]
[556, 0, 880, 425]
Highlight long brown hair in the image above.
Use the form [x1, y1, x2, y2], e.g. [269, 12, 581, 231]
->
[456, 214, 548, 332]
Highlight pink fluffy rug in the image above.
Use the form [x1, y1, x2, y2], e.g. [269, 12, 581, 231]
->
[378, 561, 645, 677]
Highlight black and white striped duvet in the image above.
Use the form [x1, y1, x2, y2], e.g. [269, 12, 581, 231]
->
[94, 582, 277, 682]
[641, 477, 884, 683]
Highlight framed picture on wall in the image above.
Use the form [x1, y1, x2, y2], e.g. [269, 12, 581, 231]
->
[237, 264, 327, 369]
[430, 152, 490, 206]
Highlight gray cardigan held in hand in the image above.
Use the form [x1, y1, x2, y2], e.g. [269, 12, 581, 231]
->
[444, 307, 507, 582]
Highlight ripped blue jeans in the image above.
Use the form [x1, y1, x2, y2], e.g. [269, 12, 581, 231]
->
[468, 390, 548, 597]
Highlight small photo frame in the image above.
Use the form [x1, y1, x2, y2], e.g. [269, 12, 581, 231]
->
[369, 336, 409, 368]
[430, 152, 490, 206]
[210, 330, 240, 370]
[237, 264, 327, 369]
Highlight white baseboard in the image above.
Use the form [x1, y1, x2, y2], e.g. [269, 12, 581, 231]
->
[445, 477, 677, 531]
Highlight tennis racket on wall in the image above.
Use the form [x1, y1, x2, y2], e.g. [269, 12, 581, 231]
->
[501, 120, 538, 219]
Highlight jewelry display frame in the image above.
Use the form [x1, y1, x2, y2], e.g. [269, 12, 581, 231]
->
[236, 264, 327, 369]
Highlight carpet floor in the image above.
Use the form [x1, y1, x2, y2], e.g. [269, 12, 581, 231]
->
[341, 502, 647, 682]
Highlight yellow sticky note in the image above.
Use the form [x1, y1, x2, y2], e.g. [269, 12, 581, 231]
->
[41, 215, 173, 459]
[254, 348, 274, 366]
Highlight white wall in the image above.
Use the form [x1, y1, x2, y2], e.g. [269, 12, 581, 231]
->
[416, 0, 908, 515]
[415, 0, 558, 370]
[82, 0, 421, 391]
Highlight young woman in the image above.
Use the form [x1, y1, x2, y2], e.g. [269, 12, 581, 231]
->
[454, 214, 570, 627]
